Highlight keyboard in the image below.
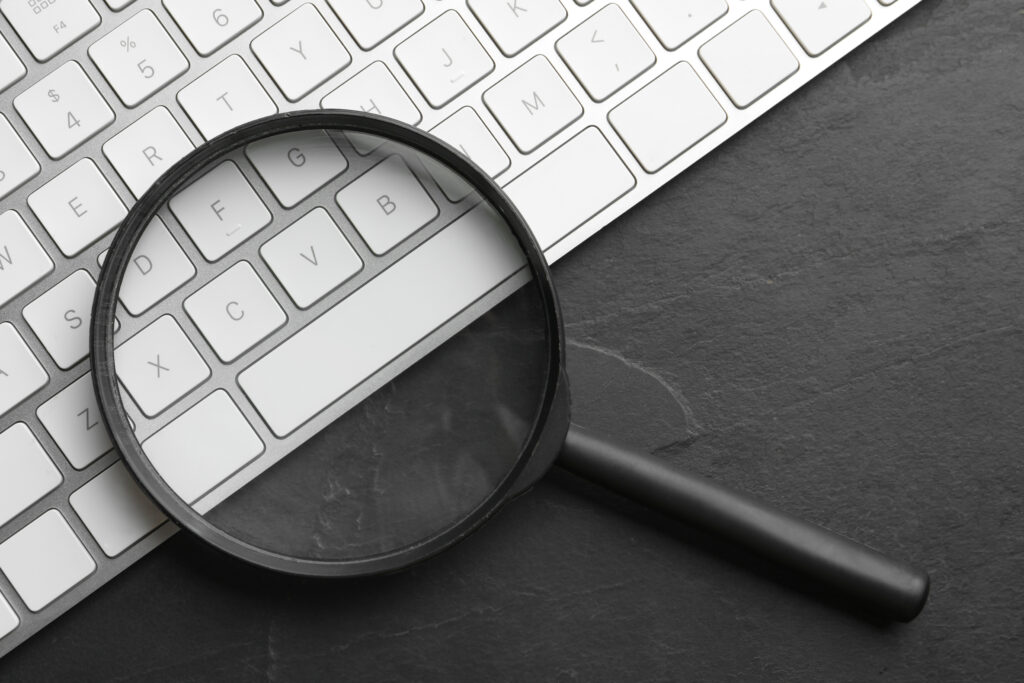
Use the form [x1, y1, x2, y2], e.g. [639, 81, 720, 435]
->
[0, 0, 923, 657]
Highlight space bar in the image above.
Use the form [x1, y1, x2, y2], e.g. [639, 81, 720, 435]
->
[504, 126, 635, 251]
[238, 204, 524, 437]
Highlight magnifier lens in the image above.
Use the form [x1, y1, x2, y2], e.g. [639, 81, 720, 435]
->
[101, 120, 555, 571]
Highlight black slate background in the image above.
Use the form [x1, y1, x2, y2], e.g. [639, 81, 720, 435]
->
[4, 1, 1023, 680]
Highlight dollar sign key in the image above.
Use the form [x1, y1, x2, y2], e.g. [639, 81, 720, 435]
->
[48, 89, 60, 103]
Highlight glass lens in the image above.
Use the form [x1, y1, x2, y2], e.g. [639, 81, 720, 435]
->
[105, 123, 552, 567]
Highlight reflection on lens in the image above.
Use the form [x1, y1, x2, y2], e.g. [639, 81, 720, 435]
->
[105, 121, 553, 567]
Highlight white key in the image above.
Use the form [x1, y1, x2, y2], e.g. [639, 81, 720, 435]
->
[184, 261, 287, 363]
[468, 0, 567, 57]
[0, 594, 17, 640]
[426, 106, 510, 201]
[394, 10, 494, 109]
[0, 211, 53, 308]
[105, 0, 137, 9]
[89, 9, 190, 108]
[177, 54, 278, 141]
[430, 107, 510, 178]
[37, 372, 114, 470]
[115, 315, 211, 417]
[14, 61, 115, 159]
[0, 424, 62, 528]
[0, 115, 40, 200]
[70, 463, 166, 557]
[0, 323, 48, 416]
[169, 161, 272, 261]
[483, 56, 583, 154]
[116, 217, 196, 315]
[504, 127, 635, 250]
[630, 0, 728, 50]
[0, 33, 26, 93]
[556, 4, 655, 102]
[22, 270, 98, 370]
[261, 207, 362, 309]
[699, 11, 801, 109]
[0, 510, 95, 612]
[321, 61, 421, 125]
[1, 0, 100, 62]
[772, 0, 872, 57]
[240, 203, 523, 437]
[336, 155, 439, 255]
[245, 129, 348, 208]
[103, 106, 195, 199]
[27, 159, 126, 257]
[144, 390, 264, 504]
[163, 0, 263, 57]
[609, 62, 727, 173]
[326, 0, 424, 50]
[251, 3, 351, 102]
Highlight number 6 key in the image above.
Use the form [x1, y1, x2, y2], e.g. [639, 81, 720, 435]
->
[163, 0, 264, 57]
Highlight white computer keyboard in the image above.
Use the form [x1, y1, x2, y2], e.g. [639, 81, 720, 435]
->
[0, 0, 922, 657]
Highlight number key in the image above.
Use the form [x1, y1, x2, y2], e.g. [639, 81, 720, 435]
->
[13, 61, 115, 160]
[89, 9, 190, 108]
[164, 0, 263, 57]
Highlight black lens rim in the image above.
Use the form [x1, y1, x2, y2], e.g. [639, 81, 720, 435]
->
[91, 110, 565, 578]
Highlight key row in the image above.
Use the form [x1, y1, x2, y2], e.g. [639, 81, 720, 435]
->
[0, 479, 164, 626]
[3, 9, 850, 358]
[2, 138, 473, 392]
[1, 0, 871, 208]
[0, 419, 167, 624]
[0, 0, 418, 75]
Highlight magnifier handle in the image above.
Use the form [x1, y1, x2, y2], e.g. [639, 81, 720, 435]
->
[558, 426, 929, 622]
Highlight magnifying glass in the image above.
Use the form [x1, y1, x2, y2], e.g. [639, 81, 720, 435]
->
[91, 111, 928, 621]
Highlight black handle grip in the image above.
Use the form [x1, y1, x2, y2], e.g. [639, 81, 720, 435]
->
[558, 425, 929, 622]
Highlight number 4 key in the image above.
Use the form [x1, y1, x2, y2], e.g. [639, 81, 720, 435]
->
[13, 61, 114, 160]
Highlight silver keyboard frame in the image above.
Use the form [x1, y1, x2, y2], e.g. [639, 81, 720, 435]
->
[0, 0, 925, 658]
